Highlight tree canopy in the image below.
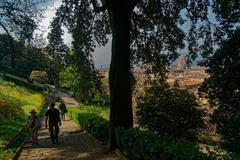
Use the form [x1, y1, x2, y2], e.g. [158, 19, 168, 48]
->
[0, 0, 47, 68]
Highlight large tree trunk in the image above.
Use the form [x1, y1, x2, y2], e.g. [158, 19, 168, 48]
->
[108, 1, 133, 149]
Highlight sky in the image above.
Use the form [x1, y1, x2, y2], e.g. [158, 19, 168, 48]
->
[38, 0, 111, 68]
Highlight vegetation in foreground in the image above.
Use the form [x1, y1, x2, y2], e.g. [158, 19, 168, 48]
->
[68, 104, 109, 142]
[0, 80, 45, 158]
[67, 94, 240, 160]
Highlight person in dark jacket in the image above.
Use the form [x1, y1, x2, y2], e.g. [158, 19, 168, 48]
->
[45, 103, 61, 144]
[59, 100, 67, 121]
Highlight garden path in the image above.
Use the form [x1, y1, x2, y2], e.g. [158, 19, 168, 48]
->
[56, 88, 79, 107]
[18, 90, 120, 160]
[18, 116, 120, 160]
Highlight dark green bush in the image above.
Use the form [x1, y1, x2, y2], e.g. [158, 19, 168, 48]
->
[213, 107, 240, 153]
[137, 80, 205, 141]
[200, 29, 240, 153]
[115, 128, 208, 160]
[69, 111, 108, 142]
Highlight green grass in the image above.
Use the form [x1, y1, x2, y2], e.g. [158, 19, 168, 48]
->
[0, 80, 45, 158]
[68, 103, 109, 120]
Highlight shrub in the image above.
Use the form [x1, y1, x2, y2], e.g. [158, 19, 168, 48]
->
[0, 149, 14, 160]
[68, 108, 109, 142]
[200, 29, 240, 153]
[115, 128, 208, 160]
[0, 98, 23, 120]
[213, 107, 240, 153]
[136, 80, 205, 141]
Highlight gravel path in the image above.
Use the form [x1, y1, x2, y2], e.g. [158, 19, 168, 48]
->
[56, 89, 79, 107]
[18, 116, 121, 160]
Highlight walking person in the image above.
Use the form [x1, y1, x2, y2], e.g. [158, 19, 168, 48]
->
[26, 109, 41, 146]
[59, 100, 67, 121]
[45, 103, 61, 144]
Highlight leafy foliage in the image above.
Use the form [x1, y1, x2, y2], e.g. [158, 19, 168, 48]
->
[0, 150, 14, 160]
[0, 99, 22, 121]
[201, 29, 240, 153]
[137, 79, 205, 141]
[67, 105, 109, 141]
[59, 64, 102, 102]
[0, 34, 53, 80]
[47, 1, 104, 97]
[0, 0, 42, 40]
[115, 128, 208, 160]
[46, 14, 69, 85]
[0, 0, 47, 70]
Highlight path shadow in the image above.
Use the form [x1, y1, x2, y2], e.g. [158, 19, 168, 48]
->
[21, 132, 119, 160]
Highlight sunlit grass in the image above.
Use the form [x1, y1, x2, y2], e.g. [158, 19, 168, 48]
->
[0, 80, 45, 158]
[0, 149, 14, 160]
[68, 103, 109, 120]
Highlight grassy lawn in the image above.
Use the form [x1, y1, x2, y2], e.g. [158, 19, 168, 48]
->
[0, 80, 45, 158]
[68, 103, 109, 120]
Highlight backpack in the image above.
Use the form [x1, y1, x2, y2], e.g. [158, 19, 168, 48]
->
[28, 116, 41, 129]
[35, 117, 41, 129]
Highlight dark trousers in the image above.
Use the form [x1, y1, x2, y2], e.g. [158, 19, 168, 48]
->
[49, 123, 59, 143]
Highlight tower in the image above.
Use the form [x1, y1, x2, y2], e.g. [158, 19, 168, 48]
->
[176, 56, 186, 70]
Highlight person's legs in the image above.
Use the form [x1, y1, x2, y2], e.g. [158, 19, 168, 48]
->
[29, 129, 35, 145]
[63, 113, 65, 121]
[54, 124, 59, 143]
[33, 129, 38, 145]
[49, 123, 55, 143]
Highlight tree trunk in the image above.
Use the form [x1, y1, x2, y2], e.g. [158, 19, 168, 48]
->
[108, 1, 133, 150]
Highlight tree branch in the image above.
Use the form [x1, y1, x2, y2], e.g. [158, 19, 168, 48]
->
[0, 21, 16, 68]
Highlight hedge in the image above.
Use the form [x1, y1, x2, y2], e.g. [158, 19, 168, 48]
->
[68, 108, 109, 142]
[115, 128, 208, 160]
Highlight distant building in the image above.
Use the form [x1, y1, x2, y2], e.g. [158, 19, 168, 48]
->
[168, 56, 209, 95]
[176, 56, 187, 70]
[97, 56, 209, 96]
